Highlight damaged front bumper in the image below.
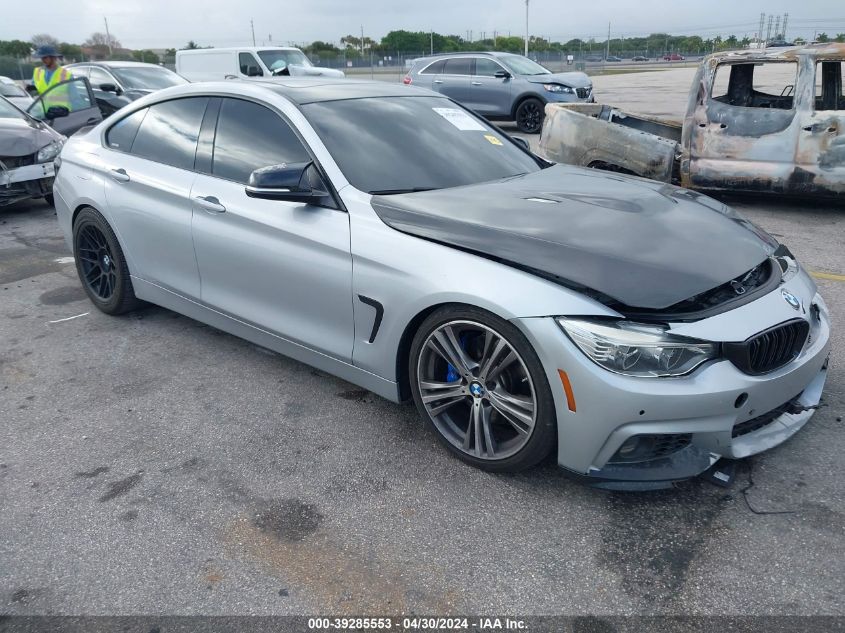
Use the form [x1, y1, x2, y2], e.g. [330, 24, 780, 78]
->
[516, 275, 832, 491]
[0, 161, 55, 206]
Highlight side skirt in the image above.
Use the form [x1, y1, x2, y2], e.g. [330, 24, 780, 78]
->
[132, 277, 401, 402]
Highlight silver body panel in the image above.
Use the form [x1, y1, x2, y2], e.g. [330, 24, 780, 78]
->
[53, 81, 831, 483]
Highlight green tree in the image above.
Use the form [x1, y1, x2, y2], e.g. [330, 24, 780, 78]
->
[132, 49, 161, 63]
[58, 42, 83, 61]
[0, 39, 33, 58]
[817, 33, 829, 43]
[835, 33, 845, 43]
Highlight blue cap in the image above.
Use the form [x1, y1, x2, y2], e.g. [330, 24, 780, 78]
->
[35, 45, 59, 58]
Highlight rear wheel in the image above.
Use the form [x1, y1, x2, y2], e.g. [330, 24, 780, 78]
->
[72, 207, 141, 315]
[409, 306, 556, 472]
[515, 97, 545, 134]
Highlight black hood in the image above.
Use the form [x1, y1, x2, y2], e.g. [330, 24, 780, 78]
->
[371, 165, 774, 310]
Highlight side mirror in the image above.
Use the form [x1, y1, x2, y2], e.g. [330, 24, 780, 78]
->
[494, 70, 511, 79]
[511, 136, 531, 152]
[25, 84, 38, 95]
[246, 162, 328, 204]
[46, 105, 69, 119]
[99, 83, 119, 93]
[246, 66, 262, 77]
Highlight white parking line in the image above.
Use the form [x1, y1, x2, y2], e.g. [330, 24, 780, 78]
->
[54, 257, 75, 264]
[47, 312, 89, 324]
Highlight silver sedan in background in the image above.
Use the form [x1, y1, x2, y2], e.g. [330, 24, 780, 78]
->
[52, 80, 830, 489]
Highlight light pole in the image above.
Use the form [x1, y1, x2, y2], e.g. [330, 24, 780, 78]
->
[524, 0, 530, 57]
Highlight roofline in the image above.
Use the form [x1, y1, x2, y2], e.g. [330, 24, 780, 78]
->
[413, 51, 515, 59]
[175, 46, 302, 54]
[705, 42, 845, 62]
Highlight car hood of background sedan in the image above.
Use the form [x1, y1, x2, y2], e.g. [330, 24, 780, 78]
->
[371, 165, 773, 310]
[0, 117, 62, 157]
[525, 72, 592, 88]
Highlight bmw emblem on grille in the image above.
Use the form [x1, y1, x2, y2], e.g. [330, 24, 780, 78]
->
[782, 290, 801, 311]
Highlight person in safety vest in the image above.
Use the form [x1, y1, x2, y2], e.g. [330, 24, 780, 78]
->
[32, 45, 73, 114]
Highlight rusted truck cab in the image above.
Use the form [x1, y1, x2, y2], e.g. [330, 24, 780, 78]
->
[540, 43, 845, 197]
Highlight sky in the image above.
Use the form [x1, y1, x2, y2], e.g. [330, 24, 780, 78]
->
[1, 0, 843, 49]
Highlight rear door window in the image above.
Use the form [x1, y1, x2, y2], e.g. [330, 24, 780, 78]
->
[212, 98, 310, 183]
[420, 59, 446, 75]
[130, 97, 208, 169]
[815, 61, 844, 111]
[443, 58, 473, 76]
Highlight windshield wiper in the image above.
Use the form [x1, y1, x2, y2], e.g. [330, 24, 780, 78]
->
[369, 187, 436, 195]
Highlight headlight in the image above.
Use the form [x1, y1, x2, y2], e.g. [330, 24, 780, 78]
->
[557, 318, 718, 378]
[543, 83, 574, 94]
[36, 140, 63, 163]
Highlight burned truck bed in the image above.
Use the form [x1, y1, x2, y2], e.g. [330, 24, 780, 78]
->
[539, 43, 845, 198]
[540, 103, 683, 184]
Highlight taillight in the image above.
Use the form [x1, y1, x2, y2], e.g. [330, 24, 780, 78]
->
[402, 75, 412, 85]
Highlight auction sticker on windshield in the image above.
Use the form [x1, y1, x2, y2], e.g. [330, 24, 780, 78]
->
[432, 107, 487, 131]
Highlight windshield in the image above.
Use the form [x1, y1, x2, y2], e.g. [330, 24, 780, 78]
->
[110, 66, 188, 90]
[257, 49, 313, 72]
[301, 96, 541, 194]
[0, 97, 26, 119]
[0, 83, 27, 98]
[499, 55, 551, 76]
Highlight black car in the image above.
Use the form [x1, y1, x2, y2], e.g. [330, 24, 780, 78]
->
[631, 55, 649, 62]
[605, 55, 623, 62]
[65, 61, 188, 117]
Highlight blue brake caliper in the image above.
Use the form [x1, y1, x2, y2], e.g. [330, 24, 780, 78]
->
[445, 333, 469, 382]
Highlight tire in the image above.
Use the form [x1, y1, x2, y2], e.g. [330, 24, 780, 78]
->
[44, 194, 54, 207]
[72, 207, 141, 315]
[515, 97, 545, 134]
[409, 305, 557, 472]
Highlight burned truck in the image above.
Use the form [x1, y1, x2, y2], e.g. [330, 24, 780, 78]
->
[539, 44, 845, 197]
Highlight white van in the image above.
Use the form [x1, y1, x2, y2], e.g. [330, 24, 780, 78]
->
[176, 47, 344, 82]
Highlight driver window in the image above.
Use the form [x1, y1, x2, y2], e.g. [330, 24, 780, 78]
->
[29, 78, 94, 118]
[711, 62, 797, 109]
[475, 58, 504, 77]
[88, 67, 114, 88]
[239, 53, 263, 76]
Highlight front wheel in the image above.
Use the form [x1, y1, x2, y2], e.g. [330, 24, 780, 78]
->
[515, 98, 545, 134]
[409, 306, 557, 472]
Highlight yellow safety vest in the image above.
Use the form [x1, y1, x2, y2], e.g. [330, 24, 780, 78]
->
[32, 66, 73, 112]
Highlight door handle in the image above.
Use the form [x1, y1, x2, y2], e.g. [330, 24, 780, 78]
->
[194, 195, 226, 214]
[433, 79, 444, 84]
[802, 125, 814, 132]
[471, 81, 482, 86]
[86, 117, 99, 124]
[110, 168, 130, 182]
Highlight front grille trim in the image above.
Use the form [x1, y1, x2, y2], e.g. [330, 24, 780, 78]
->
[724, 318, 809, 375]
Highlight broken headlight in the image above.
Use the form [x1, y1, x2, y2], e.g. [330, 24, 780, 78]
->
[543, 83, 574, 94]
[36, 140, 63, 163]
[557, 318, 718, 378]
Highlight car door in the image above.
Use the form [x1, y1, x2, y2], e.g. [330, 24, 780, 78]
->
[794, 59, 845, 196]
[190, 97, 354, 361]
[101, 97, 208, 299]
[26, 77, 102, 136]
[434, 58, 474, 105]
[687, 61, 800, 192]
[470, 57, 512, 116]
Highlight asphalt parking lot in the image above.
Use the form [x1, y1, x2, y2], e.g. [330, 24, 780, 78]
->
[1, 70, 844, 617]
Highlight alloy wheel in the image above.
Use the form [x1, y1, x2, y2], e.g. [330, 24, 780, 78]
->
[517, 101, 542, 133]
[416, 320, 538, 460]
[76, 224, 117, 300]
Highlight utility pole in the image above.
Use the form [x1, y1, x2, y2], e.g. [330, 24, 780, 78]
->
[605, 22, 610, 61]
[250, 19, 256, 46]
[430, 31, 434, 55]
[524, 0, 530, 57]
[361, 25, 365, 56]
[774, 15, 781, 41]
[104, 16, 113, 55]
[782, 13, 789, 41]
[758, 13, 766, 47]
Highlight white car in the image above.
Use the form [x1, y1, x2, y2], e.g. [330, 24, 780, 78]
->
[176, 46, 344, 82]
[0, 76, 33, 109]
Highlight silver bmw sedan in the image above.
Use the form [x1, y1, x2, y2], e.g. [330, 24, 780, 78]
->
[52, 79, 831, 489]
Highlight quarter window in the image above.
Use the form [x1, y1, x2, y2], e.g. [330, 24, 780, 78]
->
[130, 97, 208, 170]
[443, 58, 473, 76]
[814, 61, 844, 111]
[212, 98, 310, 184]
[105, 108, 147, 151]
